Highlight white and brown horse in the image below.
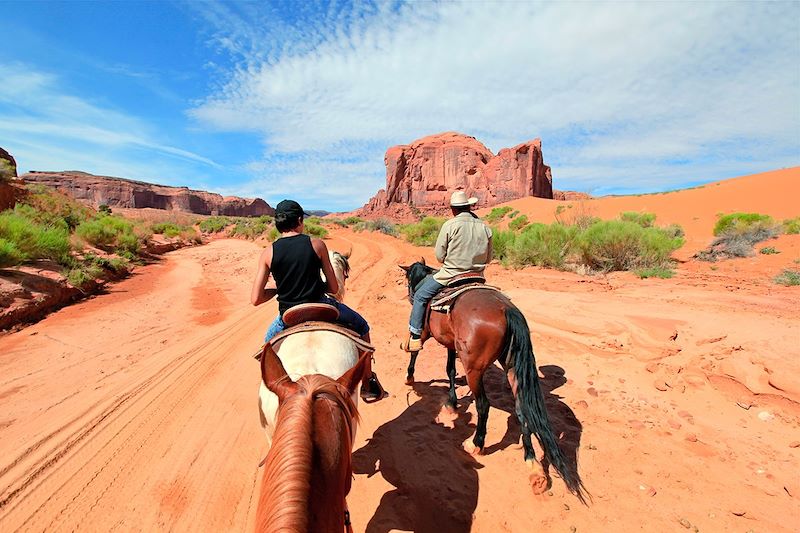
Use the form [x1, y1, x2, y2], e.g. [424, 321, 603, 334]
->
[256, 345, 369, 532]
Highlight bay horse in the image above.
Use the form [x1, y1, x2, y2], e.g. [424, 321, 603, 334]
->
[256, 344, 370, 532]
[258, 250, 357, 449]
[401, 261, 587, 502]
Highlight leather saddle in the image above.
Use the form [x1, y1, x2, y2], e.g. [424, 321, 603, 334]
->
[429, 274, 502, 315]
[253, 303, 375, 360]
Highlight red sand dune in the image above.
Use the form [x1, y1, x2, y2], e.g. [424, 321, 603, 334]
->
[0, 168, 798, 531]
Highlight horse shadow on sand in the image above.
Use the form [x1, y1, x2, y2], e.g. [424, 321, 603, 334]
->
[352, 363, 582, 533]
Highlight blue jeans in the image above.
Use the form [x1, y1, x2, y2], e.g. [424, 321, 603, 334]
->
[409, 275, 445, 335]
[264, 295, 370, 342]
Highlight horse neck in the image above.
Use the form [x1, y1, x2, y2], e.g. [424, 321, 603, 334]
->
[330, 255, 347, 301]
[256, 376, 357, 533]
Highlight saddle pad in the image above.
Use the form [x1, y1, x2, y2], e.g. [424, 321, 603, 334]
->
[282, 303, 339, 327]
[431, 284, 503, 311]
[254, 321, 375, 361]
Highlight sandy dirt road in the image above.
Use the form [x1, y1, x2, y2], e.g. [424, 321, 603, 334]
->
[1, 230, 798, 532]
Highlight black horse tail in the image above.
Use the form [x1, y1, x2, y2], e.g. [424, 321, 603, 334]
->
[504, 307, 588, 503]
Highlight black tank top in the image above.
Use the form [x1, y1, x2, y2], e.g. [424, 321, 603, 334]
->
[271, 234, 327, 315]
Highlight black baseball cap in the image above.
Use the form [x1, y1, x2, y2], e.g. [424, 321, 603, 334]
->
[274, 199, 310, 219]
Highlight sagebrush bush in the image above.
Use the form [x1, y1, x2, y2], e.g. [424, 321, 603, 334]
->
[0, 210, 72, 265]
[491, 229, 517, 262]
[229, 216, 272, 239]
[76, 215, 142, 254]
[151, 222, 184, 237]
[199, 216, 230, 233]
[620, 211, 656, 228]
[19, 185, 93, 230]
[508, 214, 529, 232]
[343, 216, 363, 226]
[485, 206, 513, 224]
[506, 222, 577, 269]
[783, 217, 800, 235]
[354, 218, 397, 236]
[714, 213, 777, 236]
[305, 222, 328, 239]
[774, 269, 800, 286]
[400, 217, 445, 246]
[760, 247, 780, 255]
[576, 220, 683, 272]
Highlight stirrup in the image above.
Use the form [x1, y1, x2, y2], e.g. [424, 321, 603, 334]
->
[401, 336, 422, 352]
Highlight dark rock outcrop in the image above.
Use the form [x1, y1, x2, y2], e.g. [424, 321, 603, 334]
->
[21, 171, 273, 217]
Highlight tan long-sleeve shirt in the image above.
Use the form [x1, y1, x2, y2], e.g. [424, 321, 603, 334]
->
[433, 212, 493, 285]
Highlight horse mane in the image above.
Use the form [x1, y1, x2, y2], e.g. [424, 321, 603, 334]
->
[331, 252, 351, 279]
[407, 262, 434, 297]
[256, 374, 360, 533]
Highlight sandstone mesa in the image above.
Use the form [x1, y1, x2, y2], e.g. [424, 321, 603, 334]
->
[21, 171, 273, 217]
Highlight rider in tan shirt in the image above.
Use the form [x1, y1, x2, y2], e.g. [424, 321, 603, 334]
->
[402, 191, 493, 352]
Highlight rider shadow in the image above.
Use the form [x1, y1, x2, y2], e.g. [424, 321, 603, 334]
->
[352, 379, 482, 533]
[482, 363, 583, 485]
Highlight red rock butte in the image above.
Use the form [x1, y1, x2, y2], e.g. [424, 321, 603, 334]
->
[359, 132, 557, 219]
[21, 171, 273, 217]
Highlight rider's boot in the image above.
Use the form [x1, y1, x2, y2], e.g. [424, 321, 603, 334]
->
[401, 332, 422, 353]
[359, 333, 386, 402]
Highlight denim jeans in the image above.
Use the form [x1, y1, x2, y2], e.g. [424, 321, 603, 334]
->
[409, 275, 445, 335]
[263, 295, 370, 343]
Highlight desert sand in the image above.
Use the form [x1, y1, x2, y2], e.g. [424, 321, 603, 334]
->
[0, 168, 798, 532]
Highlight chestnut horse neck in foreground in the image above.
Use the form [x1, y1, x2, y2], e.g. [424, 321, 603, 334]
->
[256, 345, 369, 533]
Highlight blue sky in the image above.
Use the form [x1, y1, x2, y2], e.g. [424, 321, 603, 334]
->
[0, 1, 798, 211]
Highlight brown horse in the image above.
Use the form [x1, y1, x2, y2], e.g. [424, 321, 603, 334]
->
[256, 344, 371, 532]
[401, 261, 587, 502]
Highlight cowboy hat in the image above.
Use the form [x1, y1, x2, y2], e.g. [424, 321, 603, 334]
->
[450, 190, 478, 207]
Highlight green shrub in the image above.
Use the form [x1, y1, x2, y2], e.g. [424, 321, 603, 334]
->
[199, 216, 230, 233]
[305, 216, 322, 225]
[774, 269, 800, 286]
[635, 267, 675, 279]
[99, 204, 112, 215]
[485, 206, 513, 224]
[506, 222, 577, 269]
[783, 217, 800, 235]
[229, 217, 270, 239]
[305, 222, 328, 238]
[0, 238, 25, 267]
[620, 211, 656, 228]
[400, 217, 445, 246]
[491, 229, 517, 262]
[663, 223, 685, 239]
[760, 247, 780, 255]
[325, 217, 348, 228]
[508, 210, 520, 219]
[76, 215, 142, 255]
[343, 216, 363, 226]
[508, 214, 529, 232]
[151, 222, 184, 238]
[576, 220, 683, 272]
[0, 159, 16, 181]
[21, 184, 92, 229]
[714, 213, 777, 236]
[0, 210, 72, 265]
[354, 218, 397, 236]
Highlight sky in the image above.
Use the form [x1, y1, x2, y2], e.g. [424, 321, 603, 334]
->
[0, 1, 798, 211]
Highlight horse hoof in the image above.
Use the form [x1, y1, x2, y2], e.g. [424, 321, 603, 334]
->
[462, 439, 484, 456]
[405, 376, 414, 386]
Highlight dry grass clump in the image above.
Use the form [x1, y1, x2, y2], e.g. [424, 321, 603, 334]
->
[774, 269, 800, 286]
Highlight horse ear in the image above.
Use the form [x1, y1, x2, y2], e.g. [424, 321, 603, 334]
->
[420, 256, 426, 266]
[343, 247, 352, 259]
[398, 264, 410, 273]
[337, 352, 371, 395]
[261, 344, 298, 402]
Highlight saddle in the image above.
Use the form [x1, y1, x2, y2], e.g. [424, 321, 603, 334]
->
[430, 274, 502, 313]
[253, 303, 375, 360]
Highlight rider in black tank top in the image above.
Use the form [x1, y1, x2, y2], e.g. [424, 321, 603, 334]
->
[271, 234, 327, 315]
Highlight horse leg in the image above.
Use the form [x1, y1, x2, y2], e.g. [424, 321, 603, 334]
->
[463, 369, 489, 456]
[508, 371, 549, 494]
[405, 350, 419, 385]
[446, 349, 458, 410]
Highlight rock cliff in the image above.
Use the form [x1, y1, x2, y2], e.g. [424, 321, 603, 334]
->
[359, 132, 553, 219]
[21, 171, 273, 217]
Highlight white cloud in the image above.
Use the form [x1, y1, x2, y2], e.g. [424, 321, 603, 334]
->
[0, 63, 221, 181]
[191, 1, 800, 204]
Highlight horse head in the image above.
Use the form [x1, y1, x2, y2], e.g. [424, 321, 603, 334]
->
[398, 260, 435, 303]
[328, 250, 351, 302]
